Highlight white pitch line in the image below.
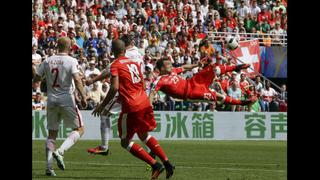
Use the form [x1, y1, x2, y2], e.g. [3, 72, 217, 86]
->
[32, 161, 286, 173]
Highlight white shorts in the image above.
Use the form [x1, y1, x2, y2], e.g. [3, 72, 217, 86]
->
[47, 106, 84, 130]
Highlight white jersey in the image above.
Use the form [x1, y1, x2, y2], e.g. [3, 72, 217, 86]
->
[37, 54, 79, 107]
[100, 68, 122, 115]
[125, 46, 145, 74]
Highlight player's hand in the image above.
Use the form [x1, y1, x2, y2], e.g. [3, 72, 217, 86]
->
[199, 56, 208, 67]
[81, 98, 87, 109]
[92, 104, 104, 117]
[235, 63, 250, 72]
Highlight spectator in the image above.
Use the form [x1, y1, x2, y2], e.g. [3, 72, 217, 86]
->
[270, 22, 284, 46]
[201, 0, 209, 16]
[237, 0, 251, 19]
[258, 5, 271, 22]
[260, 81, 279, 112]
[32, 45, 42, 67]
[32, 81, 42, 97]
[32, 92, 46, 110]
[272, 0, 286, 15]
[250, 0, 261, 17]
[239, 73, 250, 97]
[85, 60, 100, 78]
[200, 39, 215, 58]
[278, 84, 287, 112]
[260, 18, 271, 33]
[206, 102, 218, 112]
[227, 81, 242, 111]
[147, 38, 160, 57]
[86, 82, 103, 110]
[114, 2, 127, 20]
[244, 14, 257, 33]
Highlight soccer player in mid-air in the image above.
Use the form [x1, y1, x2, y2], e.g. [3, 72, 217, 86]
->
[92, 39, 175, 179]
[33, 37, 87, 176]
[149, 56, 253, 106]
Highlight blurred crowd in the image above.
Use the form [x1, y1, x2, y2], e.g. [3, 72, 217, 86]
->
[32, 0, 287, 112]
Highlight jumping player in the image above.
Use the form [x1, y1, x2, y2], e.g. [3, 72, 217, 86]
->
[92, 39, 175, 179]
[149, 57, 253, 106]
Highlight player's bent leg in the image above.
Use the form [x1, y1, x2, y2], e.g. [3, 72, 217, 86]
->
[121, 138, 164, 179]
[137, 133, 157, 172]
[121, 138, 157, 165]
[139, 133, 168, 162]
[139, 133, 175, 179]
[54, 127, 84, 170]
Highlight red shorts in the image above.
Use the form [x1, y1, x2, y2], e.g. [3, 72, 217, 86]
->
[186, 65, 217, 101]
[118, 106, 157, 140]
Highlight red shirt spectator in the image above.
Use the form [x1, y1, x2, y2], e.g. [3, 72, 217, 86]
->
[258, 7, 271, 22]
[166, 6, 177, 20]
[182, 4, 192, 14]
[145, 4, 153, 17]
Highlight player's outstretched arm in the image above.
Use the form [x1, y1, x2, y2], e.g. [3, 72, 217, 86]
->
[85, 69, 108, 86]
[73, 72, 87, 108]
[92, 75, 119, 117]
[181, 63, 199, 72]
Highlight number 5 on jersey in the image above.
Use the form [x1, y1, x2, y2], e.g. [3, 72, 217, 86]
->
[127, 64, 141, 83]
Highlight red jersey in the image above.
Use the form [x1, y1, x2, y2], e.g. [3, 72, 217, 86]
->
[151, 67, 187, 99]
[110, 56, 150, 113]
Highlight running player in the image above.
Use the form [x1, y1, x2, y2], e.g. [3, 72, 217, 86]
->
[92, 39, 174, 179]
[86, 34, 143, 155]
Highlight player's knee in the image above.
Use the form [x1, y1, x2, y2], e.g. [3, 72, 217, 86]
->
[120, 139, 129, 149]
[137, 132, 148, 141]
[48, 130, 58, 140]
[74, 127, 85, 137]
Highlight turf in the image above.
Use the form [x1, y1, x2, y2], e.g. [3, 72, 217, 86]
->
[32, 140, 286, 180]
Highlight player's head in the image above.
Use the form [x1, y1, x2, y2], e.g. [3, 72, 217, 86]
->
[121, 34, 134, 47]
[156, 57, 172, 74]
[111, 39, 126, 58]
[57, 37, 71, 53]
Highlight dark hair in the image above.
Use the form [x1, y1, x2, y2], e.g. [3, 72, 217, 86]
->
[156, 57, 169, 70]
[120, 34, 133, 47]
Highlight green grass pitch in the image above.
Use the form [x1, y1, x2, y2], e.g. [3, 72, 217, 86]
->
[32, 140, 286, 180]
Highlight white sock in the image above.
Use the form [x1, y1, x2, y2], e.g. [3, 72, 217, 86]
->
[100, 115, 111, 150]
[45, 139, 56, 169]
[57, 131, 80, 155]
